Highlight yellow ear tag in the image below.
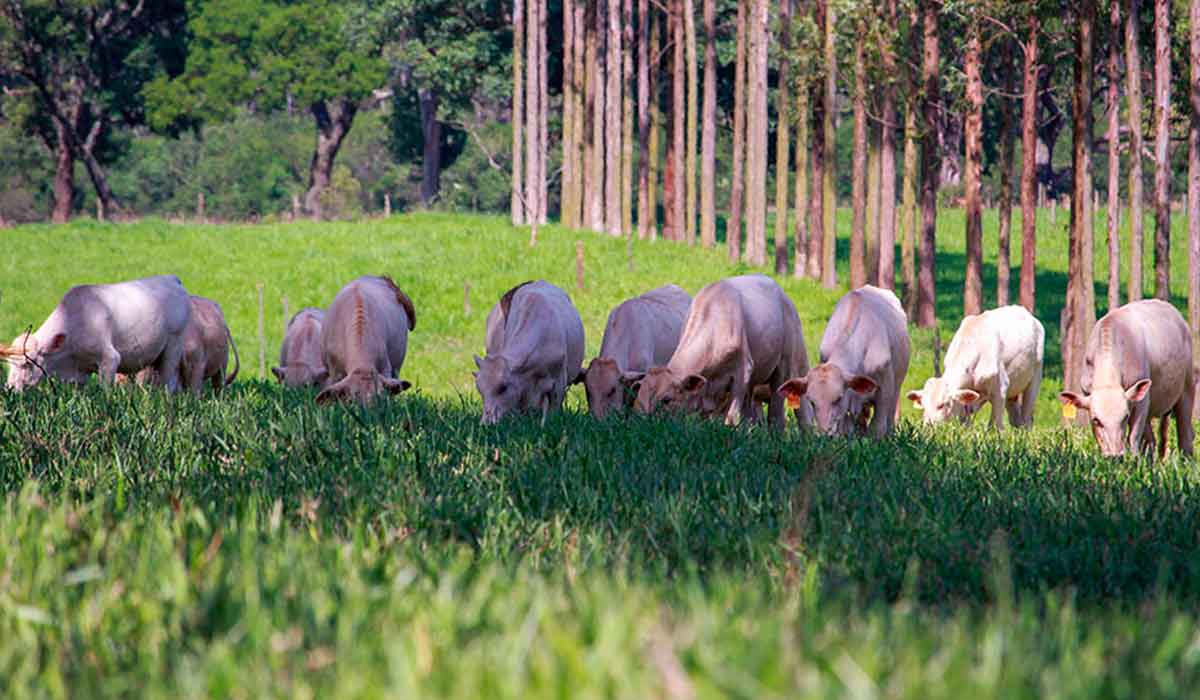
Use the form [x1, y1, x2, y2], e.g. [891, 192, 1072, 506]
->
[1061, 402, 1077, 421]
[786, 395, 801, 410]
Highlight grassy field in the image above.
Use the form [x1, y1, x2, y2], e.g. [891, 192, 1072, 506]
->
[1, 211, 1199, 697]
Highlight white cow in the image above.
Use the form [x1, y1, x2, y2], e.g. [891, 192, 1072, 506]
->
[475, 280, 585, 424]
[2, 275, 191, 392]
[273, 308, 328, 388]
[316, 276, 416, 404]
[1059, 299, 1194, 458]
[778, 285, 910, 437]
[579, 284, 692, 419]
[906, 305, 1044, 428]
[634, 274, 809, 430]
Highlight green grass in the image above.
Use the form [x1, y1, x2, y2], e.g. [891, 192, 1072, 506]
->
[1, 211, 1199, 697]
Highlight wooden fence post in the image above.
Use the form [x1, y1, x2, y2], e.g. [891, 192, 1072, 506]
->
[576, 241, 584, 291]
[256, 283, 266, 378]
[384, 193, 392, 217]
[463, 282, 472, 316]
[197, 192, 206, 223]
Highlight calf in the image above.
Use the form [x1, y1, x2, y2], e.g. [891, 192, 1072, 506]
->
[778, 286, 910, 437]
[475, 280, 585, 424]
[179, 296, 240, 395]
[2, 275, 191, 392]
[907, 305, 1044, 428]
[315, 276, 416, 404]
[273, 308, 328, 388]
[579, 284, 691, 419]
[1059, 299, 1194, 458]
[634, 274, 809, 430]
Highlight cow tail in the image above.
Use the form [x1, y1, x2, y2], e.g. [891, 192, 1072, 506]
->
[225, 325, 240, 385]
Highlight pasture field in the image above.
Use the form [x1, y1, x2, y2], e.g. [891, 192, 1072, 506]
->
[1, 211, 1199, 697]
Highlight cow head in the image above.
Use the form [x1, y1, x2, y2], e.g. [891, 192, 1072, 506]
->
[272, 363, 329, 389]
[633, 367, 715, 416]
[579, 358, 643, 419]
[905, 377, 982, 424]
[2, 331, 69, 392]
[315, 368, 410, 405]
[777, 364, 877, 436]
[474, 354, 555, 424]
[1059, 379, 1152, 457]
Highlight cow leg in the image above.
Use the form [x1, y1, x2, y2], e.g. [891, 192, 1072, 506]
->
[990, 382, 1008, 430]
[1019, 364, 1043, 428]
[1005, 397, 1022, 427]
[156, 338, 186, 394]
[1127, 400, 1150, 455]
[1157, 414, 1171, 461]
[186, 361, 206, 398]
[97, 348, 121, 384]
[1176, 374, 1195, 457]
[767, 386, 786, 432]
[868, 377, 895, 438]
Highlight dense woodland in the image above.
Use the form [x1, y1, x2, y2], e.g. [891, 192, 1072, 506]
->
[2, 0, 1200, 407]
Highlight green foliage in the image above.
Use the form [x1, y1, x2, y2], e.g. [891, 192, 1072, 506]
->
[148, 0, 386, 131]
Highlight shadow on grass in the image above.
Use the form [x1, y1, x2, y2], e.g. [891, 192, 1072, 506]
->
[3, 381, 1199, 606]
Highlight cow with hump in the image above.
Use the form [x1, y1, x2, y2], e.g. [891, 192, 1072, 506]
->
[778, 285, 910, 438]
[475, 280, 585, 424]
[316, 276, 416, 405]
[1058, 299, 1194, 458]
[906, 305, 1043, 428]
[633, 274, 809, 430]
[578, 284, 691, 419]
[273, 308, 327, 388]
[2, 275, 191, 392]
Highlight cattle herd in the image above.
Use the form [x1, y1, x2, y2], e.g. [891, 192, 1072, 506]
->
[1, 272, 1195, 460]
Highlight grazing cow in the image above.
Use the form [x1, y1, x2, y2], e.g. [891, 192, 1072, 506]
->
[579, 284, 692, 419]
[778, 286, 910, 437]
[273, 308, 328, 388]
[179, 296, 240, 395]
[475, 280, 585, 424]
[906, 305, 1044, 428]
[1059, 299, 1194, 458]
[315, 276, 416, 405]
[633, 274, 809, 430]
[2, 275, 191, 392]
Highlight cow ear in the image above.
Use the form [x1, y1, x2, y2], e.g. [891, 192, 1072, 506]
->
[777, 378, 808, 400]
[473, 354, 484, 369]
[681, 374, 707, 394]
[385, 378, 412, 395]
[571, 368, 587, 385]
[314, 368, 329, 386]
[271, 367, 286, 382]
[1124, 379, 1152, 403]
[620, 371, 645, 386]
[315, 387, 337, 405]
[847, 375, 878, 396]
[953, 389, 982, 405]
[1058, 391, 1091, 410]
[905, 390, 923, 408]
[45, 333, 66, 354]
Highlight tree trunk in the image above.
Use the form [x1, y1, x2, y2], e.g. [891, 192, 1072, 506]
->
[1153, 0, 1171, 299]
[793, 12, 810, 279]
[1127, 0, 1145, 301]
[419, 89, 442, 206]
[728, 0, 747, 260]
[590, 1, 606, 231]
[538, 0, 549, 223]
[606, 0, 622, 235]
[745, 0, 769, 266]
[638, 0, 652, 239]
[916, 0, 940, 327]
[866, 124, 881, 285]
[997, 40, 1016, 307]
[572, 0, 587, 227]
[562, 0, 575, 228]
[809, 75, 826, 280]
[51, 122, 74, 224]
[1107, 0, 1123, 311]
[648, 9, 661, 240]
[700, 0, 716, 247]
[525, 0, 541, 226]
[684, 0, 698, 244]
[1064, 0, 1097, 414]
[821, 0, 837, 288]
[622, 0, 635, 237]
[963, 20, 984, 316]
[1191, 0, 1200, 414]
[774, 0, 792, 275]
[1020, 14, 1040, 312]
[668, 0, 685, 241]
[304, 98, 358, 219]
[512, 0, 525, 225]
[900, 100, 919, 316]
[851, 29, 868, 289]
[877, 0, 898, 289]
